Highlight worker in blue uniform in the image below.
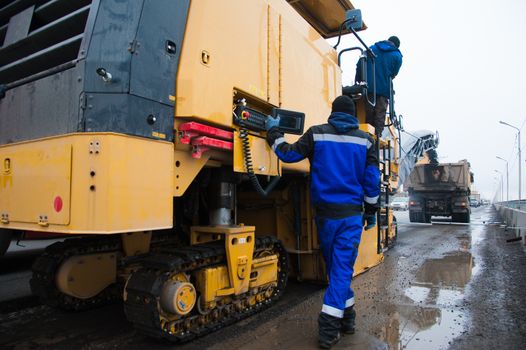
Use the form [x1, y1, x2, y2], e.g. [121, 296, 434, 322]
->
[356, 36, 403, 137]
[265, 95, 380, 349]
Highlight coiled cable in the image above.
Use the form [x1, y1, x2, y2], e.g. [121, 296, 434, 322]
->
[239, 128, 281, 197]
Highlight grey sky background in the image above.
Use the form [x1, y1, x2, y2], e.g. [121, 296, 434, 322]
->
[335, 0, 526, 200]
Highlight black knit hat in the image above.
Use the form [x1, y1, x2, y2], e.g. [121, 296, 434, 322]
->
[332, 95, 355, 115]
[388, 36, 400, 48]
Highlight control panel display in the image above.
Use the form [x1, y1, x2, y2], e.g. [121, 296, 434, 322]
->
[272, 108, 305, 135]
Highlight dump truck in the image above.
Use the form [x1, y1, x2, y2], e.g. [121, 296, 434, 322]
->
[0, 0, 402, 341]
[407, 160, 473, 223]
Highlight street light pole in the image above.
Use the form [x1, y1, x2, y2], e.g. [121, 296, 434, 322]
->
[496, 156, 509, 202]
[493, 176, 499, 203]
[499, 121, 521, 208]
[495, 170, 504, 202]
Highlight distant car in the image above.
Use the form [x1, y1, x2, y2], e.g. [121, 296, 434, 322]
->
[390, 197, 409, 211]
[469, 199, 479, 207]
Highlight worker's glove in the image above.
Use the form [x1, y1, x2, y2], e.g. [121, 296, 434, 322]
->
[363, 213, 376, 230]
[363, 202, 378, 230]
[265, 116, 280, 131]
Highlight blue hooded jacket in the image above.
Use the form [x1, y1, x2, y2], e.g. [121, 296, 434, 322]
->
[359, 40, 402, 98]
[266, 112, 380, 218]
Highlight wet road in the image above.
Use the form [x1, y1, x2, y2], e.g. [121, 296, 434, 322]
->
[1, 206, 525, 349]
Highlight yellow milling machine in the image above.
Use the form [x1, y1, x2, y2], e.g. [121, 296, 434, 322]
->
[0, 0, 400, 341]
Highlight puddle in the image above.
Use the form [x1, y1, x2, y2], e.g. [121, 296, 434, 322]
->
[376, 252, 475, 349]
[404, 286, 429, 304]
[415, 252, 473, 289]
[397, 306, 465, 350]
[470, 226, 485, 245]
[456, 224, 486, 251]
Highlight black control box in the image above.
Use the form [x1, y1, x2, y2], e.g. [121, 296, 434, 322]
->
[272, 108, 305, 135]
[233, 106, 268, 131]
[233, 106, 305, 135]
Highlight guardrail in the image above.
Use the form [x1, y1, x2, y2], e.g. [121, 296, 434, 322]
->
[497, 200, 524, 209]
[494, 202, 526, 245]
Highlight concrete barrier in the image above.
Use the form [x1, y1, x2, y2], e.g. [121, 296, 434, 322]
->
[494, 204, 526, 245]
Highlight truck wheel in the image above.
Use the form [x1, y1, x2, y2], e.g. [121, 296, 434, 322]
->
[462, 213, 470, 223]
[425, 214, 432, 223]
[411, 212, 425, 223]
[0, 229, 13, 256]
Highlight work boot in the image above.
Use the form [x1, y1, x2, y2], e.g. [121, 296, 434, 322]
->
[318, 312, 341, 349]
[341, 306, 356, 334]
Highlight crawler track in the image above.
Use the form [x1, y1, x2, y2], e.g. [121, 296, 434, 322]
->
[123, 236, 289, 342]
[30, 236, 122, 311]
[29, 233, 180, 311]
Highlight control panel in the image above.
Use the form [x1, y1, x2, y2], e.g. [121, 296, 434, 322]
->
[233, 105, 268, 131]
[233, 105, 305, 135]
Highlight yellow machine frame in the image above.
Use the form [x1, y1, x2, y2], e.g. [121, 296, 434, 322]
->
[0, 0, 401, 319]
[0, 133, 173, 233]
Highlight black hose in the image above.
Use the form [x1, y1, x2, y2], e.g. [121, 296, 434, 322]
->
[239, 128, 281, 197]
[291, 182, 302, 280]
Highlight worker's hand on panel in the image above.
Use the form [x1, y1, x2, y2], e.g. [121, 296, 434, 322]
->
[265, 116, 280, 131]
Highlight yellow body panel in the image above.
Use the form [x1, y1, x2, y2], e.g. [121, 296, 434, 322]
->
[176, 0, 270, 124]
[354, 226, 384, 274]
[176, 0, 341, 174]
[0, 133, 174, 234]
[233, 132, 280, 176]
[0, 143, 72, 226]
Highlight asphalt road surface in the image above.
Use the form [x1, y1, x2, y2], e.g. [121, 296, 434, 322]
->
[1, 206, 525, 350]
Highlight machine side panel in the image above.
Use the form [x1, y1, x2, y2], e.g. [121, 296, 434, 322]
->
[278, 7, 340, 171]
[0, 133, 174, 234]
[129, 0, 190, 106]
[0, 64, 85, 144]
[83, 0, 145, 93]
[267, 5, 280, 106]
[177, 0, 340, 126]
[0, 143, 72, 226]
[0, 0, 191, 144]
[176, 0, 340, 173]
[176, 0, 269, 125]
[83, 93, 174, 141]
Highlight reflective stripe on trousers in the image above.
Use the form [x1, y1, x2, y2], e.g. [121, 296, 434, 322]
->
[316, 215, 362, 318]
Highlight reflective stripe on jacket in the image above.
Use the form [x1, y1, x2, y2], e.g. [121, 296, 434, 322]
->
[266, 113, 380, 218]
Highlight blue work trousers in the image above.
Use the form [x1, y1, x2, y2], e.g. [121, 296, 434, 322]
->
[316, 214, 362, 318]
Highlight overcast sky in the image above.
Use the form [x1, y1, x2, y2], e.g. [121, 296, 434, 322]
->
[335, 0, 526, 200]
